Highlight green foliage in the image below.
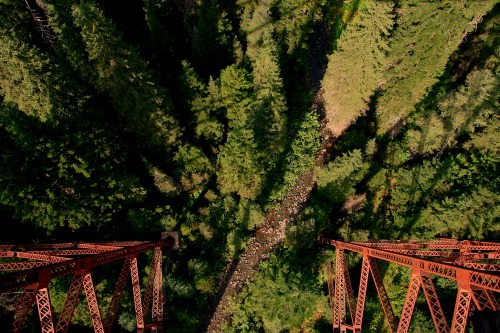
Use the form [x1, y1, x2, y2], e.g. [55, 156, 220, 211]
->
[229, 247, 327, 333]
[1, 1, 500, 332]
[416, 186, 500, 239]
[273, 0, 326, 55]
[127, 205, 177, 232]
[408, 68, 499, 154]
[174, 145, 213, 193]
[0, 14, 83, 122]
[191, 0, 234, 77]
[52, 0, 181, 152]
[236, 199, 265, 230]
[314, 149, 369, 203]
[241, 1, 288, 155]
[0, 31, 53, 122]
[377, 0, 496, 134]
[322, 0, 394, 136]
[180, 61, 225, 146]
[217, 65, 266, 199]
[389, 159, 448, 217]
[269, 110, 321, 203]
[0, 103, 146, 231]
[145, 163, 180, 197]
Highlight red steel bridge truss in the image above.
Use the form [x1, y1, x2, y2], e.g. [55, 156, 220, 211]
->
[0, 232, 179, 333]
[320, 237, 500, 333]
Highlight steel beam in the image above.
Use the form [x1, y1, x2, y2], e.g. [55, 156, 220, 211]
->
[0, 233, 179, 333]
[321, 239, 500, 293]
[55, 271, 85, 333]
[451, 289, 471, 333]
[354, 256, 369, 331]
[0, 237, 176, 294]
[36, 287, 55, 333]
[130, 256, 145, 331]
[420, 274, 449, 333]
[13, 285, 38, 333]
[151, 247, 164, 333]
[396, 273, 420, 333]
[102, 258, 131, 333]
[83, 272, 105, 333]
[367, 257, 397, 333]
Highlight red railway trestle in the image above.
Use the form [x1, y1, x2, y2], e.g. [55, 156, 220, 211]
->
[0, 232, 179, 333]
[319, 237, 500, 333]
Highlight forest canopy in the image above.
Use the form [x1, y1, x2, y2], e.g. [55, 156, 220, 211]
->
[0, 0, 499, 332]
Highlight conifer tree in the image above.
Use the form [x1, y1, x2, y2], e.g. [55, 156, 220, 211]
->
[0, 103, 146, 231]
[180, 61, 224, 146]
[416, 186, 500, 239]
[273, 0, 324, 55]
[174, 145, 213, 193]
[0, 30, 53, 122]
[46, 0, 181, 153]
[314, 149, 368, 203]
[217, 65, 265, 199]
[377, 0, 496, 134]
[191, 0, 233, 77]
[407, 69, 499, 155]
[0, 10, 81, 122]
[321, 0, 394, 137]
[241, 2, 288, 155]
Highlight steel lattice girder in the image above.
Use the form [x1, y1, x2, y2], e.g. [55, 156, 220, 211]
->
[0, 232, 179, 333]
[321, 237, 500, 333]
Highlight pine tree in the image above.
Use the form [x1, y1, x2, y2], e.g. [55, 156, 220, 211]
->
[191, 0, 234, 77]
[407, 68, 499, 155]
[321, 0, 395, 137]
[241, 2, 288, 155]
[180, 61, 225, 146]
[0, 103, 146, 231]
[46, 0, 182, 153]
[174, 145, 213, 193]
[377, 0, 497, 134]
[273, 0, 325, 55]
[314, 149, 368, 203]
[0, 10, 81, 122]
[415, 187, 500, 239]
[217, 65, 265, 199]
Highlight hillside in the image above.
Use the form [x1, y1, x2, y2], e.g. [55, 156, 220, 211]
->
[0, 0, 499, 332]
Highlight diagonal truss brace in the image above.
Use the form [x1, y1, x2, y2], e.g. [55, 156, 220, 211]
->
[13, 284, 39, 333]
[397, 272, 420, 333]
[37, 287, 55, 333]
[367, 257, 398, 333]
[102, 258, 132, 333]
[56, 271, 85, 333]
[420, 274, 449, 333]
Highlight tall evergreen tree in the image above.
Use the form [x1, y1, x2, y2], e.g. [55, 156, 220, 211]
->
[241, 2, 288, 155]
[321, 0, 394, 137]
[180, 61, 225, 146]
[377, 0, 496, 134]
[0, 102, 146, 231]
[407, 68, 499, 155]
[217, 65, 265, 199]
[191, 0, 234, 77]
[46, 0, 182, 153]
[0, 11, 77, 122]
[273, 0, 325, 55]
